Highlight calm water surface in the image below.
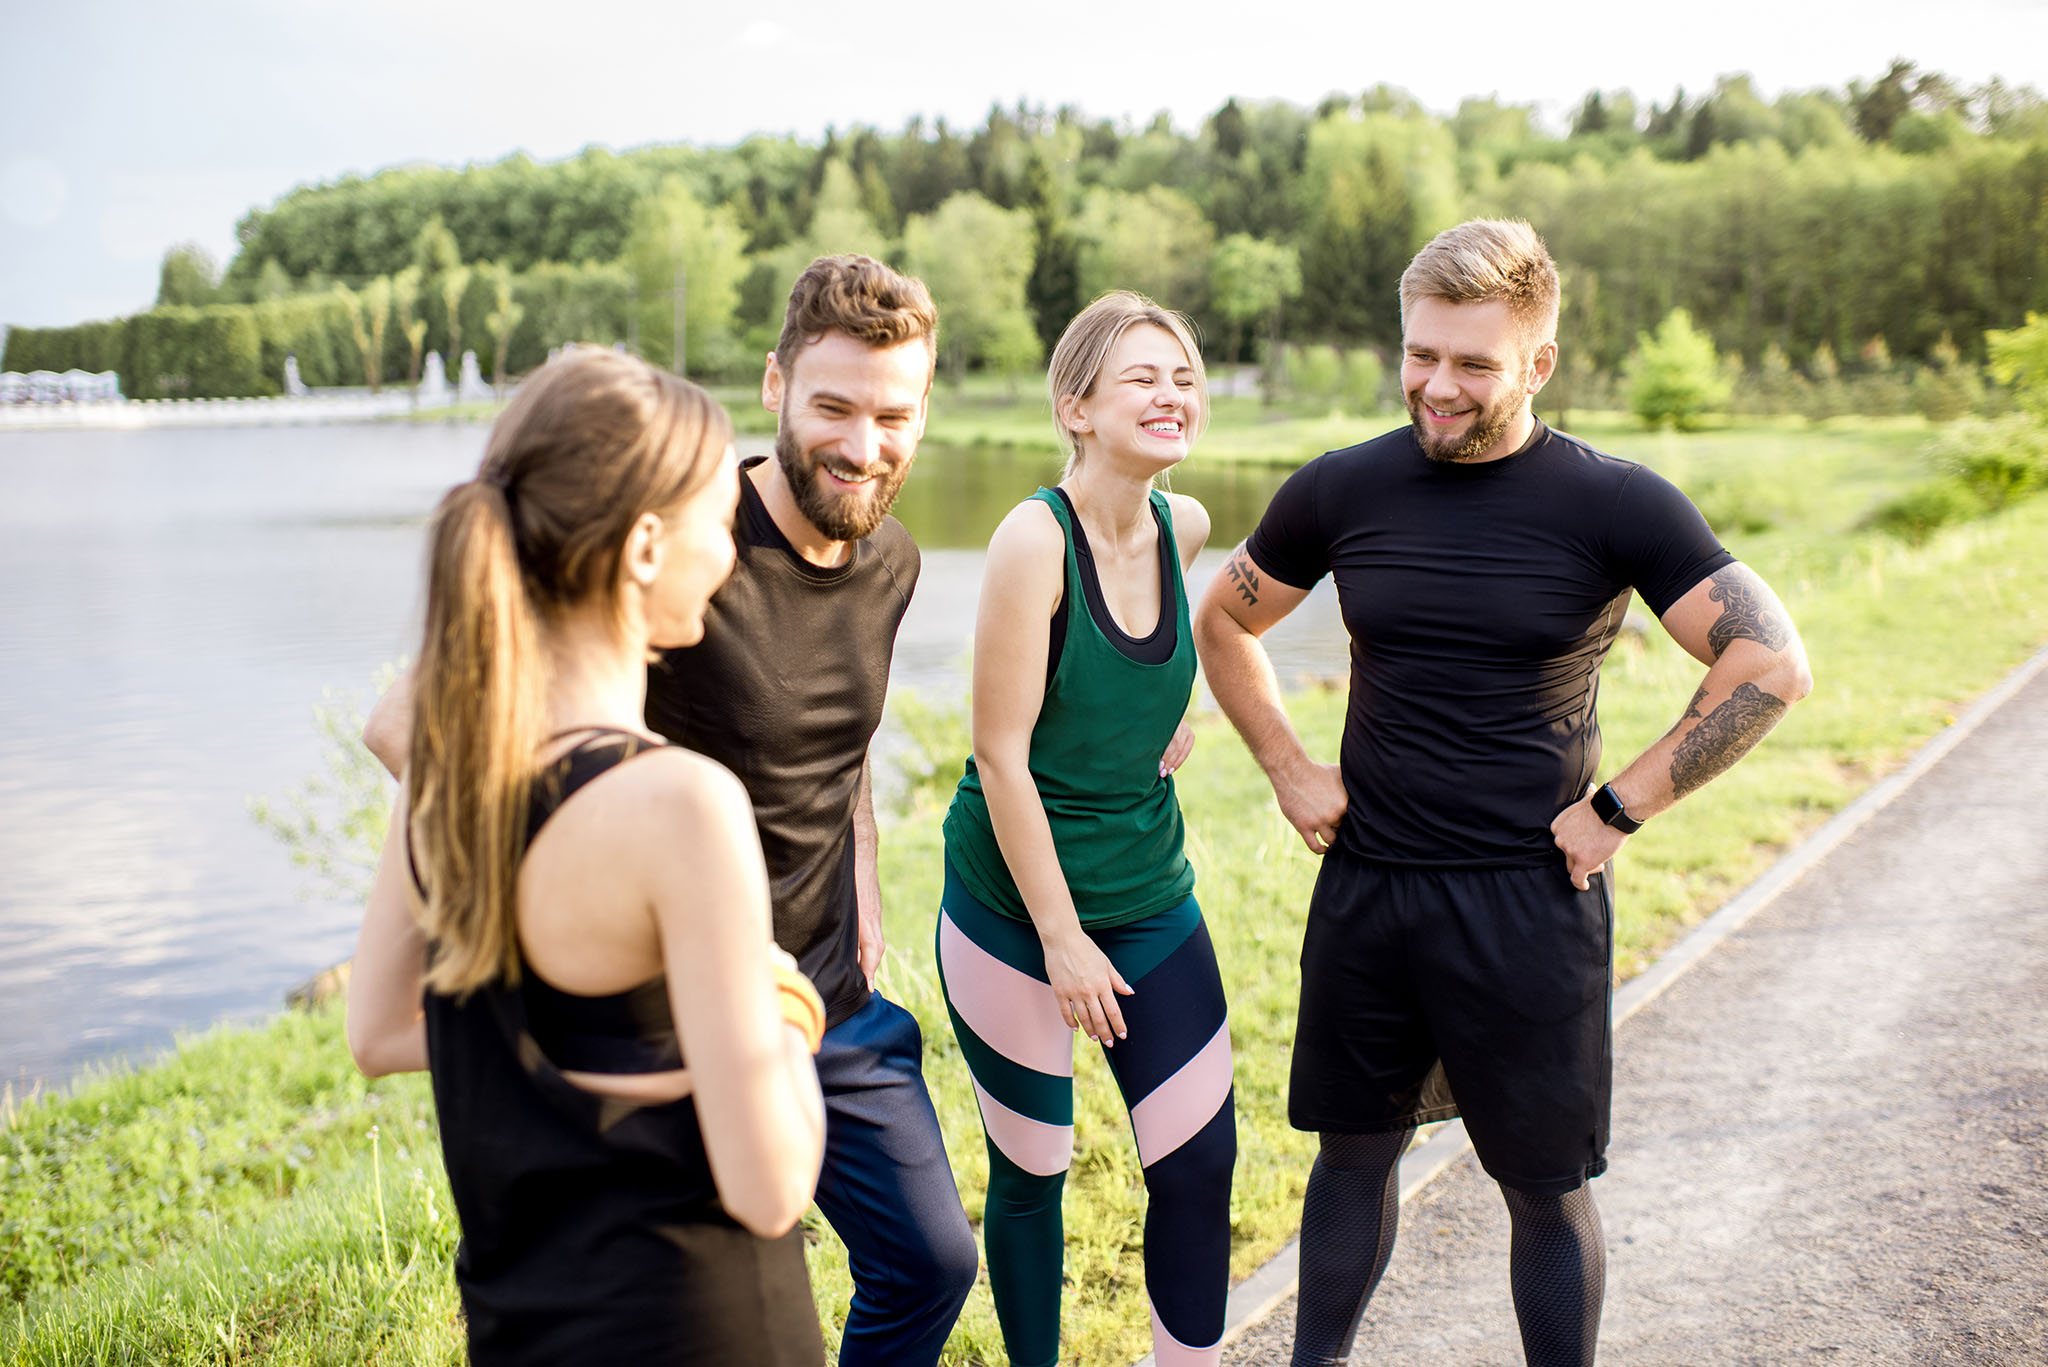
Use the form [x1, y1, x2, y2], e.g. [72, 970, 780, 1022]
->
[0, 423, 1347, 1092]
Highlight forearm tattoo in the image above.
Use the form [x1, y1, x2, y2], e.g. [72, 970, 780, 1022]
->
[1670, 682, 1789, 797]
[1704, 565, 1792, 658]
[1224, 547, 1262, 608]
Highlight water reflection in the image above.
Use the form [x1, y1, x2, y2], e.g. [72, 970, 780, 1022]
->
[0, 423, 1347, 1093]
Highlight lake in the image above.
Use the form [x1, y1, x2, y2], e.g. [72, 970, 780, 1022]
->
[0, 422, 1348, 1094]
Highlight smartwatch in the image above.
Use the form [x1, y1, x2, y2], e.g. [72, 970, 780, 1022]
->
[1590, 783, 1642, 834]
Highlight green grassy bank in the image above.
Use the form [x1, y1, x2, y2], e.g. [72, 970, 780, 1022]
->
[7, 420, 2047, 1365]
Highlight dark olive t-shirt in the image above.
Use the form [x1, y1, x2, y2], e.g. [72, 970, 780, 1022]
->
[1243, 423, 1731, 868]
[646, 459, 919, 1027]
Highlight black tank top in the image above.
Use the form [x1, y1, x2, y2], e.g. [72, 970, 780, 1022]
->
[421, 730, 824, 1365]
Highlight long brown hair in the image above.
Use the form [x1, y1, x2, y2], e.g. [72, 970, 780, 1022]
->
[407, 347, 731, 996]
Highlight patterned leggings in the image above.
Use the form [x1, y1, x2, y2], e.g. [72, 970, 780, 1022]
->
[937, 860, 1237, 1367]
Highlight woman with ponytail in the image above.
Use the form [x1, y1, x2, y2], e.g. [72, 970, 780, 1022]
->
[346, 348, 828, 1365]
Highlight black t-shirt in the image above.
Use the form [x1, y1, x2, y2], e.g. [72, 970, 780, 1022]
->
[1244, 423, 1732, 868]
[646, 458, 919, 1027]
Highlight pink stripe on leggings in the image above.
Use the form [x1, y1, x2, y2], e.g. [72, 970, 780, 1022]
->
[971, 1078, 1074, 1178]
[938, 906, 1074, 1078]
[1129, 1019, 1234, 1167]
[1149, 1297, 1221, 1366]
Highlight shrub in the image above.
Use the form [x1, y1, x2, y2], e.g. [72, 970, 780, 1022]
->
[1911, 333, 1985, 422]
[1731, 342, 1811, 417]
[1863, 479, 1985, 544]
[1926, 416, 2048, 510]
[1292, 344, 1343, 404]
[883, 688, 973, 818]
[1690, 481, 1779, 536]
[1341, 347, 1384, 412]
[1625, 308, 1730, 430]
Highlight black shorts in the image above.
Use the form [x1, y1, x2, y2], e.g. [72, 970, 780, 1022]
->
[1289, 849, 1613, 1195]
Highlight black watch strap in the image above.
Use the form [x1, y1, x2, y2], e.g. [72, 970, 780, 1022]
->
[1591, 783, 1643, 834]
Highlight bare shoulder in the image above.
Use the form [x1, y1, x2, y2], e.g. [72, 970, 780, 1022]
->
[609, 745, 753, 830]
[990, 495, 1065, 558]
[1162, 492, 1211, 565]
[984, 497, 1068, 601]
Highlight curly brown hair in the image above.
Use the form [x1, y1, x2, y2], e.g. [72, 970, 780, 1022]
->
[774, 254, 938, 382]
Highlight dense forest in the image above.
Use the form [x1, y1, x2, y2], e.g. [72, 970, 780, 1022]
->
[7, 60, 2046, 403]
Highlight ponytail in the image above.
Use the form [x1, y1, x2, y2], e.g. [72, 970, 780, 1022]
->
[398, 347, 730, 997]
[406, 477, 549, 997]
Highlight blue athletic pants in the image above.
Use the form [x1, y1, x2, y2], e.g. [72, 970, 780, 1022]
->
[812, 991, 979, 1366]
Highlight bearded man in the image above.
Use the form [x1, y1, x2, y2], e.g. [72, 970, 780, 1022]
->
[643, 254, 977, 1365]
[1194, 220, 1812, 1367]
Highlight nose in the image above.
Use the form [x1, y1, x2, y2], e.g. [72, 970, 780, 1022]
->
[1421, 360, 1460, 403]
[836, 417, 884, 471]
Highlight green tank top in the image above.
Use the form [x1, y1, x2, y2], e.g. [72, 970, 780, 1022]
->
[943, 487, 1197, 928]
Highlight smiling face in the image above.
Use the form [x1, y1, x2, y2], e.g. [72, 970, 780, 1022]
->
[764, 330, 930, 542]
[1400, 296, 1556, 463]
[1063, 324, 1203, 474]
[644, 444, 741, 649]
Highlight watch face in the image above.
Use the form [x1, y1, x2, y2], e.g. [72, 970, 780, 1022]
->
[1593, 784, 1639, 832]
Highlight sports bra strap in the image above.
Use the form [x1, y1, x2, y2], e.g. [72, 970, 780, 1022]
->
[405, 728, 669, 899]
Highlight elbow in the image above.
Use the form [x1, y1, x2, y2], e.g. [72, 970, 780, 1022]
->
[1775, 645, 1815, 706]
[724, 1174, 816, 1239]
[361, 708, 404, 779]
[347, 1032, 395, 1079]
[346, 1010, 417, 1079]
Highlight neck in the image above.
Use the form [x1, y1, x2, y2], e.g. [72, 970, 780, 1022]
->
[542, 603, 650, 737]
[1062, 459, 1157, 550]
[751, 458, 852, 569]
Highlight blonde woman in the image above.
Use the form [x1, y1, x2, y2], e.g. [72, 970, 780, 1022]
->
[938, 293, 1236, 1367]
[347, 349, 828, 1365]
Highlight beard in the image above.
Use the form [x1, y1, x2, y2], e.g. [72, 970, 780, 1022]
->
[1405, 385, 1523, 463]
[774, 424, 912, 542]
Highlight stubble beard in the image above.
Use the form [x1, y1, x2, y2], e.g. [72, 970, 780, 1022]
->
[774, 424, 910, 542]
[1406, 384, 1527, 463]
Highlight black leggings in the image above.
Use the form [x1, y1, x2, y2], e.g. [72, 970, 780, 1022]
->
[1291, 1130, 1605, 1366]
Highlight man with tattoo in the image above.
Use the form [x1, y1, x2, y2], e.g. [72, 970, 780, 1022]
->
[1194, 219, 1811, 1367]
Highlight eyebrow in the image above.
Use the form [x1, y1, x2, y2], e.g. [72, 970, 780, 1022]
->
[1405, 344, 1505, 367]
[808, 388, 920, 417]
[1119, 363, 1197, 376]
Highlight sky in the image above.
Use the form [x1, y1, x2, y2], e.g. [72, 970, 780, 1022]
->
[4, 0, 2047, 331]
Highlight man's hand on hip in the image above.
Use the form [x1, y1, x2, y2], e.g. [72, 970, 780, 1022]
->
[1551, 794, 1627, 890]
[1273, 758, 1348, 855]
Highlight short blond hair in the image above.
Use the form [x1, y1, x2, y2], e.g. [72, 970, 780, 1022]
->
[1048, 291, 1208, 476]
[1399, 219, 1560, 349]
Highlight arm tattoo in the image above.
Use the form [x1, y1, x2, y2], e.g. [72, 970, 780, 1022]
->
[1224, 548, 1262, 607]
[1679, 684, 1709, 723]
[1704, 565, 1792, 658]
[1670, 682, 1789, 797]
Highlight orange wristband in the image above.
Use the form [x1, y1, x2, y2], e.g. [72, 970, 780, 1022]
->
[772, 960, 827, 1055]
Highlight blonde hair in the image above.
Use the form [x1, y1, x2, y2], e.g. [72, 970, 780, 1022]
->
[407, 347, 730, 997]
[1398, 219, 1560, 349]
[1047, 291, 1208, 478]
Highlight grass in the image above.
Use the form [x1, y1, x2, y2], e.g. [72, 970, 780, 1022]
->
[6, 417, 2047, 1364]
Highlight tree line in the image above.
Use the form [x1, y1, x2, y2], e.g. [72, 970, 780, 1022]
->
[7, 60, 2046, 401]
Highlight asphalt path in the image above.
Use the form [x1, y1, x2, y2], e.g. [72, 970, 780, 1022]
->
[1218, 657, 2048, 1366]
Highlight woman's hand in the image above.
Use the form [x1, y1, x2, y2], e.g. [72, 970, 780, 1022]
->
[1041, 926, 1135, 1046]
[1159, 719, 1194, 777]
